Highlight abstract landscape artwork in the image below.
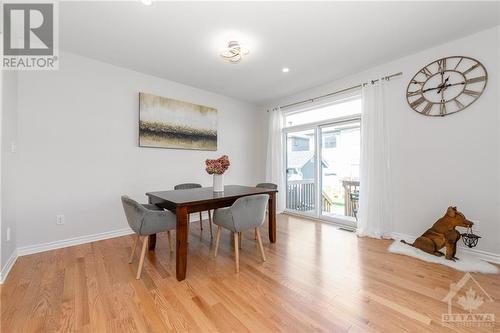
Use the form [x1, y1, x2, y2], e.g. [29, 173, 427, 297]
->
[139, 92, 218, 150]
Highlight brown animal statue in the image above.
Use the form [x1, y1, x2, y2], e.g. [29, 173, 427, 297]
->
[402, 206, 473, 260]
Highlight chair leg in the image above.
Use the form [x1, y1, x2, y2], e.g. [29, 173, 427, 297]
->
[255, 228, 266, 262]
[234, 232, 240, 273]
[254, 229, 257, 240]
[199, 212, 203, 230]
[136, 236, 149, 279]
[167, 230, 173, 253]
[238, 232, 242, 249]
[129, 234, 139, 264]
[214, 226, 222, 257]
[208, 210, 213, 238]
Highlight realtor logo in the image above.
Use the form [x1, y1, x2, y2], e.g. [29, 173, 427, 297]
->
[2, 1, 59, 70]
[441, 273, 495, 328]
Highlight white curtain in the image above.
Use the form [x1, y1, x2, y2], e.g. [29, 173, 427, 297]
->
[357, 80, 393, 238]
[266, 107, 286, 212]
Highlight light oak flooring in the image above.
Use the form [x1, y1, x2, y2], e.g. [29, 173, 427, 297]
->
[1, 214, 499, 332]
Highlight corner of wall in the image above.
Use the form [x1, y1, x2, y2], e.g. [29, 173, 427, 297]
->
[1, 69, 19, 283]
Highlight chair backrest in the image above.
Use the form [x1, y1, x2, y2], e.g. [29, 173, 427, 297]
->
[121, 195, 146, 234]
[174, 183, 202, 190]
[231, 194, 269, 231]
[256, 183, 278, 190]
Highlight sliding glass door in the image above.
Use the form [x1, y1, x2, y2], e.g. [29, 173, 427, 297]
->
[319, 121, 360, 227]
[283, 94, 361, 227]
[285, 129, 316, 217]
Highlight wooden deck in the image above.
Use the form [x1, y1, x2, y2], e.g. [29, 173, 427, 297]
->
[1, 214, 499, 332]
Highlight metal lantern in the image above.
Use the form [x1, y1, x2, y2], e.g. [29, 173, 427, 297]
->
[461, 227, 481, 248]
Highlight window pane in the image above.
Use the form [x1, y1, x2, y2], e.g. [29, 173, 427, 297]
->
[286, 129, 316, 216]
[320, 121, 360, 222]
[284, 97, 361, 127]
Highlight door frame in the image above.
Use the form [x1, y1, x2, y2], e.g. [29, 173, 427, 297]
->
[283, 115, 361, 227]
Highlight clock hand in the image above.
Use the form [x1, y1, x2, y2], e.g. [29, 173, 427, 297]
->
[422, 86, 443, 93]
[422, 81, 465, 93]
[422, 76, 449, 93]
[437, 81, 465, 93]
[437, 76, 450, 94]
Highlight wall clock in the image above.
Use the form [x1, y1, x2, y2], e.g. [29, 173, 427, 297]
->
[406, 56, 487, 117]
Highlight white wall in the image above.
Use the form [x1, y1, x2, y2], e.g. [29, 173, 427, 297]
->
[14, 52, 261, 249]
[1, 69, 18, 276]
[262, 26, 500, 256]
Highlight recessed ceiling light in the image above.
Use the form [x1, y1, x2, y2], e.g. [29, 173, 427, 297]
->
[282, 67, 290, 73]
[141, 0, 152, 5]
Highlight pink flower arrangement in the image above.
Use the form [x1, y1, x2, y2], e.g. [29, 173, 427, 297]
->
[205, 155, 230, 175]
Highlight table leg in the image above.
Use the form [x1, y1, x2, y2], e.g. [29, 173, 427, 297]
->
[176, 206, 189, 281]
[268, 192, 276, 243]
[147, 196, 157, 250]
[148, 234, 157, 250]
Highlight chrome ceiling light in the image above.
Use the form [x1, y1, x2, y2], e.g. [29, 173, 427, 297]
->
[220, 41, 249, 63]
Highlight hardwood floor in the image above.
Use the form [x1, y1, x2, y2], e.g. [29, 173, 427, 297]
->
[1, 214, 499, 332]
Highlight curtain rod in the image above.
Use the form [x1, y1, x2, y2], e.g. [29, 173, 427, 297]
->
[274, 72, 403, 111]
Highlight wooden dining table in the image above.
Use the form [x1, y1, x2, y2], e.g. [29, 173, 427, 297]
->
[146, 185, 278, 281]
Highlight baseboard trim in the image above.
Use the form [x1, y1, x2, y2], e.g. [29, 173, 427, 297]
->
[389, 232, 500, 264]
[0, 249, 18, 284]
[282, 211, 356, 231]
[13, 216, 211, 262]
[17, 227, 134, 257]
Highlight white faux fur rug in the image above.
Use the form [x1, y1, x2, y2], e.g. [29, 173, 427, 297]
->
[388, 240, 499, 274]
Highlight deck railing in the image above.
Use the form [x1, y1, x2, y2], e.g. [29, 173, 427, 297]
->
[286, 180, 315, 211]
[286, 179, 359, 216]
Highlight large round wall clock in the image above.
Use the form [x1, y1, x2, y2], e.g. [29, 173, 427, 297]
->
[406, 56, 487, 117]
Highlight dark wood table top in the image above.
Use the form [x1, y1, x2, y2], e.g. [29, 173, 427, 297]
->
[146, 185, 278, 206]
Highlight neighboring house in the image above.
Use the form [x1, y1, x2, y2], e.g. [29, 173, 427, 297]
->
[287, 150, 328, 180]
[290, 136, 310, 151]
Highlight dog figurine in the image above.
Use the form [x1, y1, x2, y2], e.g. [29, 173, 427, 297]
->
[402, 206, 473, 260]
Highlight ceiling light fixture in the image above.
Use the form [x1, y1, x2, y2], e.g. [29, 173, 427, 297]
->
[282, 67, 290, 73]
[141, 0, 152, 6]
[220, 41, 249, 63]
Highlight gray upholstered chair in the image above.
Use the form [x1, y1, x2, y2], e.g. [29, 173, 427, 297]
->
[174, 183, 213, 237]
[254, 183, 277, 239]
[256, 183, 278, 190]
[213, 194, 269, 272]
[121, 195, 176, 279]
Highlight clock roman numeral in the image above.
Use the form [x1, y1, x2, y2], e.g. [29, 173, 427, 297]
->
[454, 57, 464, 70]
[463, 89, 480, 97]
[410, 97, 426, 108]
[407, 90, 421, 97]
[463, 63, 479, 75]
[422, 102, 433, 115]
[440, 101, 447, 116]
[454, 99, 465, 109]
[465, 76, 487, 84]
[420, 67, 432, 78]
[437, 58, 447, 72]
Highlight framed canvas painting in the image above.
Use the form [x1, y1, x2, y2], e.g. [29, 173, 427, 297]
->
[139, 92, 218, 151]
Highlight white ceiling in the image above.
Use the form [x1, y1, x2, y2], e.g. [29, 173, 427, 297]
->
[60, 1, 500, 105]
